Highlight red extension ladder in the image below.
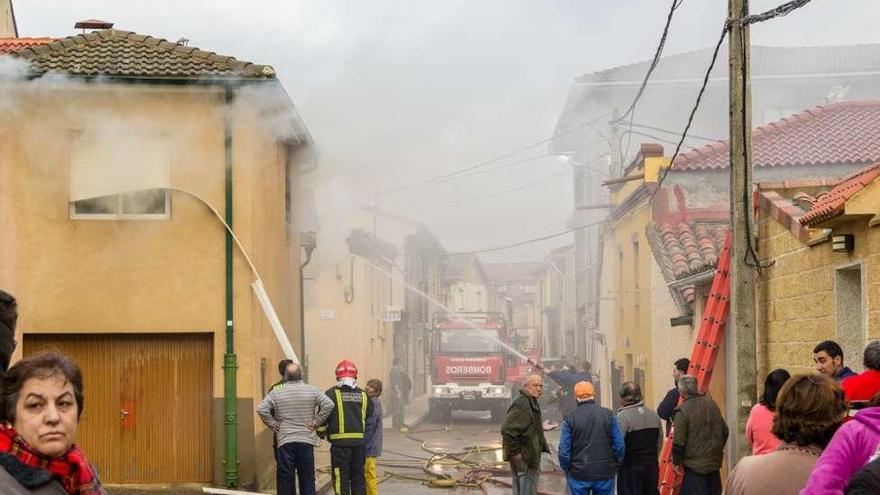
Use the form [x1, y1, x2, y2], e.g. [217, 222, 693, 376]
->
[658, 231, 732, 495]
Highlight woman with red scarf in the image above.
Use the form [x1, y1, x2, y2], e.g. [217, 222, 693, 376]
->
[0, 351, 103, 494]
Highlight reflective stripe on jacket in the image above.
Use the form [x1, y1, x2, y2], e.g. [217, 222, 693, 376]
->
[320, 385, 374, 446]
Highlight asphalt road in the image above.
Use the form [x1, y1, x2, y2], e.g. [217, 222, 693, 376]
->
[377, 409, 566, 495]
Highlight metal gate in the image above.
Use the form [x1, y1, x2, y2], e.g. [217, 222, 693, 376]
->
[24, 333, 213, 484]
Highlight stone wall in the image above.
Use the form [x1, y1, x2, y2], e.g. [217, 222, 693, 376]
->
[757, 210, 880, 378]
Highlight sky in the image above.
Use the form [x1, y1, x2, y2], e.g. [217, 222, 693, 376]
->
[13, 0, 880, 262]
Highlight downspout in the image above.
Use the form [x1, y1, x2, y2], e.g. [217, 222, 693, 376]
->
[223, 86, 239, 488]
[300, 241, 315, 381]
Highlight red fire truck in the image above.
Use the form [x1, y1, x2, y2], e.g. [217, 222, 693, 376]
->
[428, 312, 540, 422]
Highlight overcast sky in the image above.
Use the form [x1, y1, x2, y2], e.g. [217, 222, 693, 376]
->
[14, 1, 880, 261]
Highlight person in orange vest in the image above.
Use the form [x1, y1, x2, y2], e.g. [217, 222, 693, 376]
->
[318, 360, 375, 495]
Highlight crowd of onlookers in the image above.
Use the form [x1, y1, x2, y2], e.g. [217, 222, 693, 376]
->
[504, 338, 880, 495]
[6, 281, 880, 495]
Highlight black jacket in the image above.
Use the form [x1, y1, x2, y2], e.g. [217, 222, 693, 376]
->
[321, 385, 374, 447]
[657, 387, 679, 434]
[846, 455, 880, 495]
[0, 290, 17, 375]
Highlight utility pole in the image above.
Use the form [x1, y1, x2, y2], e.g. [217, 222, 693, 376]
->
[727, 0, 757, 464]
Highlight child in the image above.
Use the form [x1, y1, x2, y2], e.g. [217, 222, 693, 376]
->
[364, 378, 384, 495]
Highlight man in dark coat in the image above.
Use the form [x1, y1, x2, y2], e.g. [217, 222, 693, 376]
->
[388, 359, 409, 430]
[617, 381, 662, 495]
[0, 290, 17, 375]
[502, 374, 552, 495]
[657, 358, 689, 435]
[672, 375, 729, 495]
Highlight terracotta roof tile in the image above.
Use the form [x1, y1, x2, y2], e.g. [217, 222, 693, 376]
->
[9, 29, 274, 80]
[649, 221, 729, 304]
[799, 163, 880, 226]
[673, 101, 880, 171]
[0, 37, 55, 55]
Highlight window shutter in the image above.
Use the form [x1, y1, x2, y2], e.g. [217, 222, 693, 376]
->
[70, 132, 171, 202]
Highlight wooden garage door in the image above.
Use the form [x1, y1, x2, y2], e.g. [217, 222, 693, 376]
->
[24, 333, 213, 483]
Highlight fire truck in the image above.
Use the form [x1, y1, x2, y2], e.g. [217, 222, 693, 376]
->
[428, 312, 540, 422]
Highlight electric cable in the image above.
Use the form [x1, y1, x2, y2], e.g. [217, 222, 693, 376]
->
[741, 0, 814, 25]
[419, 172, 567, 206]
[611, 0, 684, 125]
[650, 21, 729, 201]
[627, 122, 719, 142]
[448, 219, 605, 256]
[738, 16, 762, 271]
[380, 112, 611, 194]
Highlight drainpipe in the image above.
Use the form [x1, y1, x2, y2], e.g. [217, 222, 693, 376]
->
[300, 235, 316, 381]
[223, 86, 239, 488]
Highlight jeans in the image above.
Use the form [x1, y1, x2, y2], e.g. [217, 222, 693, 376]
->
[565, 476, 614, 495]
[681, 469, 721, 495]
[277, 442, 316, 495]
[510, 464, 540, 495]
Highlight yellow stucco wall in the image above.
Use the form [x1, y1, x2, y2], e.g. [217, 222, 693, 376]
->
[0, 82, 307, 486]
[305, 257, 395, 392]
[602, 201, 656, 405]
[758, 207, 880, 378]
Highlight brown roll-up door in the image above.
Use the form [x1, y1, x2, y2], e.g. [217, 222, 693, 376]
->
[24, 333, 213, 483]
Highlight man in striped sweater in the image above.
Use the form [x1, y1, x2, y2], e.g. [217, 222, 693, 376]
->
[258, 363, 335, 495]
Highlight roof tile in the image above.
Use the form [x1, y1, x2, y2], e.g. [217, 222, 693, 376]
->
[0, 37, 56, 55]
[649, 221, 729, 304]
[10, 29, 274, 80]
[673, 101, 880, 171]
[799, 163, 880, 226]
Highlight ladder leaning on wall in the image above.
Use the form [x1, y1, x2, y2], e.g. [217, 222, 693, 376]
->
[658, 230, 732, 495]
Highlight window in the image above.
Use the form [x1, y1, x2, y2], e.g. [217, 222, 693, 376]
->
[633, 239, 640, 328]
[438, 328, 500, 353]
[836, 264, 865, 372]
[69, 131, 171, 220]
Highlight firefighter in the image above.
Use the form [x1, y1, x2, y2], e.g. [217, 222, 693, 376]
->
[318, 359, 375, 495]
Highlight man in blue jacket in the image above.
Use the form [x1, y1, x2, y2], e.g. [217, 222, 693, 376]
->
[558, 381, 624, 495]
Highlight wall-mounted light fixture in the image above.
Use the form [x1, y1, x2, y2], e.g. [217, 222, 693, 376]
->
[832, 234, 855, 253]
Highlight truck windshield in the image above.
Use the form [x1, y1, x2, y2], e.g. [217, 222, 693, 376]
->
[438, 328, 501, 353]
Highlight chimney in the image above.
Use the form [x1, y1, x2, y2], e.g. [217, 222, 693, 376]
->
[74, 19, 113, 32]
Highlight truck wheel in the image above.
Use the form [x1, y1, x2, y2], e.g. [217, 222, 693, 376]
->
[490, 402, 508, 423]
[429, 400, 452, 423]
[440, 403, 452, 423]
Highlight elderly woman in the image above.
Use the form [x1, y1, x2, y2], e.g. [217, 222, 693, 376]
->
[0, 351, 102, 494]
[725, 374, 847, 495]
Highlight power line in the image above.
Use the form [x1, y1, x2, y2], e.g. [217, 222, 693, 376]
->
[627, 123, 719, 142]
[421, 172, 567, 206]
[408, 135, 611, 186]
[380, 112, 611, 195]
[650, 21, 729, 200]
[611, 0, 684, 125]
[742, 0, 813, 25]
[448, 219, 605, 256]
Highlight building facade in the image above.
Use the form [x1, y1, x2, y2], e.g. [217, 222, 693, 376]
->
[552, 44, 880, 368]
[0, 29, 313, 489]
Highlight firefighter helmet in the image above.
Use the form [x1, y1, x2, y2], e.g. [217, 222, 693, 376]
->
[335, 359, 358, 379]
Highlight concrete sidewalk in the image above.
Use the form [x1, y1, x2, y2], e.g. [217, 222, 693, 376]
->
[382, 392, 430, 430]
